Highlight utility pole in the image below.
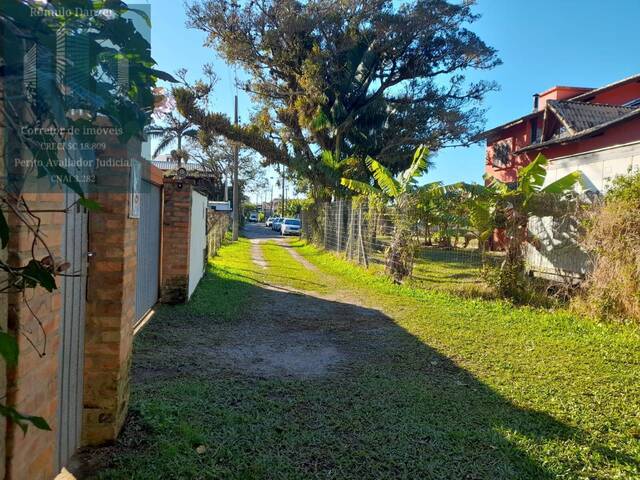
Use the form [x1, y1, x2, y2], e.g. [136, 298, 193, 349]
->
[281, 165, 285, 217]
[270, 182, 273, 217]
[231, 94, 239, 241]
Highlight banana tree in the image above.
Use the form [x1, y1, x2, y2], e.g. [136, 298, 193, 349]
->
[319, 150, 362, 197]
[456, 182, 499, 253]
[415, 182, 445, 245]
[474, 153, 583, 288]
[341, 146, 430, 282]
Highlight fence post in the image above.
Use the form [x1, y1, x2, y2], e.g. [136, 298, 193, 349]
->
[345, 201, 353, 259]
[351, 202, 356, 259]
[324, 203, 328, 249]
[350, 202, 356, 259]
[359, 203, 369, 268]
[356, 204, 361, 264]
[337, 200, 342, 252]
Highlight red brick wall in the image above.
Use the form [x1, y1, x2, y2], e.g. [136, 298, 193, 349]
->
[160, 180, 192, 304]
[5, 192, 65, 480]
[0, 118, 146, 479]
[1, 141, 158, 476]
[83, 151, 138, 446]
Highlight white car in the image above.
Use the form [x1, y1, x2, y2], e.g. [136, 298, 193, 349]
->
[280, 218, 302, 236]
[248, 213, 258, 222]
[265, 217, 274, 227]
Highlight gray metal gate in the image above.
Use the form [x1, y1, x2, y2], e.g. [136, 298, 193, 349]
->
[135, 180, 161, 321]
[56, 192, 88, 470]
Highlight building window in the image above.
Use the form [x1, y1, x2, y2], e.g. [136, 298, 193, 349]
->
[530, 119, 541, 144]
[492, 141, 511, 168]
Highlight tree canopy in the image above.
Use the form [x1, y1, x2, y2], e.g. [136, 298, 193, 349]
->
[176, 0, 500, 197]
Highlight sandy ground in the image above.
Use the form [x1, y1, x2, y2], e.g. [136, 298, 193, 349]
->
[131, 224, 394, 383]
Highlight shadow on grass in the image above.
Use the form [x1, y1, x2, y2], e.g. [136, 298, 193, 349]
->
[85, 264, 635, 480]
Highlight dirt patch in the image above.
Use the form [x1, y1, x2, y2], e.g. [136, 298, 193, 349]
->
[131, 236, 397, 383]
[133, 283, 394, 383]
[249, 238, 268, 269]
[217, 329, 344, 378]
[63, 409, 152, 479]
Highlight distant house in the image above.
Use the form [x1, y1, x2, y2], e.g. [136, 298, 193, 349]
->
[208, 200, 232, 212]
[151, 158, 216, 178]
[477, 73, 640, 192]
[152, 157, 224, 199]
[477, 74, 640, 278]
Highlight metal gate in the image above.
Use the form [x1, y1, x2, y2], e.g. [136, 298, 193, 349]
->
[56, 192, 88, 470]
[135, 180, 161, 321]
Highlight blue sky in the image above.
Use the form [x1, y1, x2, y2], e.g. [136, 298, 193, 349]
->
[145, 0, 640, 192]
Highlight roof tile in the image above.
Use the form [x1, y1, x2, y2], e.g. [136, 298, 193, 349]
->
[547, 100, 637, 132]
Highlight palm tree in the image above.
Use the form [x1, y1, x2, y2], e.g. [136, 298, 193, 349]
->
[341, 145, 430, 282]
[146, 111, 198, 165]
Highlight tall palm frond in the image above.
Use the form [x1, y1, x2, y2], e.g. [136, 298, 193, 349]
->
[152, 133, 177, 158]
[182, 128, 199, 139]
[148, 110, 199, 159]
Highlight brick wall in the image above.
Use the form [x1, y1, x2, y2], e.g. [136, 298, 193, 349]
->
[160, 180, 192, 304]
[0, 132, 164, 476]
[5, 192, 65, 480]
[82, 143, 138, 446]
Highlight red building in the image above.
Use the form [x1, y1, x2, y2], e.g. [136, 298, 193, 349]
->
[478, 74, 640, 191]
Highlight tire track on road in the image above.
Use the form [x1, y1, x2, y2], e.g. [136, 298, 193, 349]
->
[277, 238, 319, 272]
[249, 238, 268, 269]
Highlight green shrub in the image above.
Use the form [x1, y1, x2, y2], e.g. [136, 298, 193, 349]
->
[575, 170, 640, 322]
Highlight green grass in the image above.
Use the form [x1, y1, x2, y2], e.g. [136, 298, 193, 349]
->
[409, 248, 491, 296]
[288, 239, 640, 477]
[97, 237, 640, 480]
[184, 238, 262, 318]
[342, 241, 495, 297]
[260, 240, 330, 293]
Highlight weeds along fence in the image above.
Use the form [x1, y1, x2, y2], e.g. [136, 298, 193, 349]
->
[301, 199, 591, 292]
[207, 211, 231, 258]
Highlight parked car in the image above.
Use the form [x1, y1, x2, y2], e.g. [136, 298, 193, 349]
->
[265, 216, 274, 227]
[248, 212, 258, 222]
[272, 217, 283, 231]
[281, 218, 302, 236]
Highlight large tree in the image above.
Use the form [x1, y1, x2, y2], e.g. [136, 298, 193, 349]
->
[176, 0, 500, 198]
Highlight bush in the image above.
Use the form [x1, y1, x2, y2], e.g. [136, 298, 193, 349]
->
[575, 170, 640, 322]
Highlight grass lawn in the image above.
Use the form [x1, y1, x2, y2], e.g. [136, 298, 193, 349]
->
[260, 240, 331, 293]
[95, 237, 640, 479]
[409, 248, 490, 297]
[342, 241, 497, 297]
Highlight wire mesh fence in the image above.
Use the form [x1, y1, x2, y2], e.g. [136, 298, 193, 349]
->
[301, 198, 590, 294]
[207, 210, 231, 258]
